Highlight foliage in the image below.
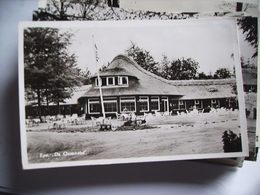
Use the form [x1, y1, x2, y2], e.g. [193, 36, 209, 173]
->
[222, 130, 242, 152]
[24, 27, 83, 117]
[196, 72, 213, 80]
[33, 0, 193, 21]
[213, 68, 232, 79]
[34, 0, 101, 21]
[126, 42, 159, 75]
[125, 43, 235, 81]
[80, 69, 92, 85]
[238, 17, 258, 58]
[161, 56, 199, 80]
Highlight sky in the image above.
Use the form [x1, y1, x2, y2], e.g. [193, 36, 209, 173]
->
[62, 18, 245, 75]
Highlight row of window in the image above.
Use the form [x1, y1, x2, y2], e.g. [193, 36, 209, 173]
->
[175, 99, 220, 110]
[88, 98, 223, 114]
[88, 96, 160, 114]
[95, 76, 128, 87]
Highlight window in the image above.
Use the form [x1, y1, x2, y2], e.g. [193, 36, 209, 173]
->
[139, 96, 149, 112]
[115, 76, 118, 85]
[195, 100, 200, 105]
[179, 100, 186, 109]
[104, 102, 117, 113]
[122, 77, 128, 85]
[88, 99, 101, 114]
[107, 77, 114, 85]
[120, 96, 136, 112]
[101, 78, 107, 86]
[150, 96, 159, 111]
[95, 78, 99, 87]
[211, 99, 219, 108]
[95, 76, 129, 87]
[119, 76, 128, 85]
[89, 103, 101, 114]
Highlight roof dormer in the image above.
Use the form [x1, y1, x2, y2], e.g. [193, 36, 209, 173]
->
[94, 76, 129, 88]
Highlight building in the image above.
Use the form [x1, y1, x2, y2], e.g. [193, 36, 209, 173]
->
[25, 85, 91, 118]
[78, 55, 237, 119]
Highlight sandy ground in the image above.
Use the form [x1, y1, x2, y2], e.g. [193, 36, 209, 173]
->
[26, 111, 242, 163]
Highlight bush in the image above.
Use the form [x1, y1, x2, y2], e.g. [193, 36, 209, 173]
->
[222, 130, 242, 152]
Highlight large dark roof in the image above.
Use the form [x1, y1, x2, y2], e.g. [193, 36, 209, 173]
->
[82, 55, 236, 99]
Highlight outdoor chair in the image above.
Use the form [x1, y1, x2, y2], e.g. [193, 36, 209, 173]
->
[91, 116, 97, 127]
[52, 119, 66, 130]
[25, 119, 33, 127]
[32, 118, 40, 126]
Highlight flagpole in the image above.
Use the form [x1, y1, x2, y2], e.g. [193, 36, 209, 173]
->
[92, 35, 106, 119]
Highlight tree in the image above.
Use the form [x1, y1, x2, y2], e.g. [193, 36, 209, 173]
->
[222, 130, 242, 152]
[126, 42, 159, 75]
[24, 27, 82, 119]
[196, 72, 213, 80]
[161, 57, 199, 80]
[214, 68, 232, 79]
[80, 69, 92, 85]
[238, 17, 257, 58]
[34, 0, 194, 21]
[34, 0, 101, 21]
[107, 0, 119, 7]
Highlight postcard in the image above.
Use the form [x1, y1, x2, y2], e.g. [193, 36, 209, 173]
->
[19, 19, 248, 169]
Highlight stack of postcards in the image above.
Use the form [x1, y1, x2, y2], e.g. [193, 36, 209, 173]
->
[18, 0, 259, 169]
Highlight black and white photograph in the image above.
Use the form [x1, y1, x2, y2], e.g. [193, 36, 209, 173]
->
[34, 0, 259, 163]
[36, 0, 259, 21]
[19, 19, 248, 169]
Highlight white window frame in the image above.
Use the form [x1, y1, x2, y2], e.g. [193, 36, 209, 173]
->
[120, 96, 136, 112]
[179, 100, 186, 110]
[95, 78, 99, 87]
[88, 99, 101, 114]
[211, 99, 218, 107]
[95, 76, 129, 88]
[161, 97, 169, 112]
[103, 100, 118, 114]
[101, 77, 107, 86]
[107, 77, 115, 86]
[139, 96, 149, 112]
[150, 96, 160, 111]
[195, 100, 200, 105]
[119, 76, 129, 86]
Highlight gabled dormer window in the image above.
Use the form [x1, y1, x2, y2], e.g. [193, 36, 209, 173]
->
[95, 76, 128, 87]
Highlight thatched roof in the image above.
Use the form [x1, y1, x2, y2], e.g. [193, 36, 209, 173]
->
[61, 85, 91, 105]
[84, 55, 183, 97]
[242, 68, 257, 86]
[82, 55, 236, 99]
[26, 85, 92, 106]
[90, 66, 137, 78]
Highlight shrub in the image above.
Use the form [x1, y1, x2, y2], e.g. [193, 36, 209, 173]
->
[222, 130, 242, 152]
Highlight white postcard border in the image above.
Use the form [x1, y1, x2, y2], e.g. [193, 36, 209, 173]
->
[19, 19, 249, 169]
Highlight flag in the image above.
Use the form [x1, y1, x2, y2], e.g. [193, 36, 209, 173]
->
[92, 35, 99, 63]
